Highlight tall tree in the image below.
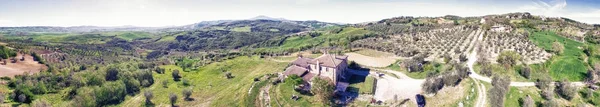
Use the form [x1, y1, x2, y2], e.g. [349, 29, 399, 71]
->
[311, 78, 334, 105]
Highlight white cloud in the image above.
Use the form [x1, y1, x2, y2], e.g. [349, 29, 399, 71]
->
[516, 0, 600, 24]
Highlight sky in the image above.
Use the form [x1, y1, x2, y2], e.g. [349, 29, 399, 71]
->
[0, 0, 599, 27]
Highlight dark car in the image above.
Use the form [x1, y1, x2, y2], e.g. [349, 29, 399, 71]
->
[416, 94, 426, 107]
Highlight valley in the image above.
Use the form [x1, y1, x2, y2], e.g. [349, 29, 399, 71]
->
[0, 12, 600, 107]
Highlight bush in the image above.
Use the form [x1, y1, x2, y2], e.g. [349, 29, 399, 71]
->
[30, 52, 44, 64]
[105, 68, 119, 81]
[31, 99, 51, 107]
[0, 93, 4, 103]
[155, 67, 165, 74]
[286, 74, 304, 86]
[162, 80, 168, 88]
[169, 93, 178, 106]
[72, 87, 96, 107]
[182, 79, 190, 86]
[311, 78, 334, 105]
[122, 77, 141, 95]
[521, 95, 534, 107]
[225, 72, 233, 79]
[137, 70, 154, 87]
[94, 81, 127, 106]
[542, 99, 559, 107]
[556, 79, 576, 100]
[480, 65, 493, 77]
[422, 76, 444, 94]
[172, 70, 181, 81]
[459, 54, 468, 62]
[535, 74, 552, 90]
[144, 90, 153, 104]
[183, 89, 192, 101]
[404, 55, 425, 72]
[552, 41, 564, 54]
[488, 76, 510, 107]
[496, 51, 521, 68]
[541, 88, 554, 100]
[520, 66, 531, 79]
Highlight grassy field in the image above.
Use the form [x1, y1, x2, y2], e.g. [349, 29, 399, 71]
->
[262, 27, 371, 52]
[271, 80, 324, 107]
[231, 26, 252, 32]
[348, 75, 375, 94]
[426, 78, 476, 107]
[529, 31, 588, 81]
[120, 56, 289, 106]
[504, 86, 600, 106]
[473, 64, 540, 82]
[353, 49, 395, 58]
[386, 60, 445, 79]
[1, 31, 155, 44]
[504, 87, 543, 107]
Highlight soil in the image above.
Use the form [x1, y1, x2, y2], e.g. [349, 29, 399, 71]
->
[0, 54, 47, 77]
[345, 53, 399, 67]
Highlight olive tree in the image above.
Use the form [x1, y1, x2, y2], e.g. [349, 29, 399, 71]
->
[183, 88, 192, 101]
[521, 95, 534, 107]
[311, 78, 334, 105]
[169, 93, 178, 106]
[496, 51, 521, 68]
[552, 41, 564, 54]
[144, 90, 153, 104]
[488, 76, 510, 107]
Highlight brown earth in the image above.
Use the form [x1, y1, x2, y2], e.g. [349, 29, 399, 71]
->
[0, 54, 47, 77]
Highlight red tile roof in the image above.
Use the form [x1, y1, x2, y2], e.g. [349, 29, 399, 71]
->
[283, 66, 308, 76]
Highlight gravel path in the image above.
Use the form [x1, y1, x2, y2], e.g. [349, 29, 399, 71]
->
[369, 69, 424, 103]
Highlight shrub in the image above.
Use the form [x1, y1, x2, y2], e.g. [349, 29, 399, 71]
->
[496, 51, 521, 68]
[405, 57, 424, 72]
[552, 41, 564, 54]
[137, 70, 154, 87]
[183, 89, 192, 101]
[162, 80, 168, 88]
[286, 74, 304, 86]
[30, 52, 44, 64]
[542, 99, 559, 107]
[105, 68, 119, 81]
[535, 74, 552, 90]
[541, 88, 554, 100]
[311, 78, 334, 105]
[488, 76, 510, 107]
[31, 99, 51, 107]
[169, 93, 178, 106]
[422, 77, 444, 94]
[556, 79, 576, 100]
[72, 87, 96, 107]
[459, 54, 468, 62]
[122, 77, 141, 95]
[144, 90, 153, 104]
[480, 65, 493, 77]
[520, 66, 531, 79]
[172, 70, 181, 81]
[521, 95, 534, 107]
[94, 81, 127, 106]
[0, 93, 4, 103]
[225, 72, 233, 79]
[155, 67, 165, 74]
[182, 79, 190, 86]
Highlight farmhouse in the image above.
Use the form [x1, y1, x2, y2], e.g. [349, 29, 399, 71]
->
[282, 53, 350, 91]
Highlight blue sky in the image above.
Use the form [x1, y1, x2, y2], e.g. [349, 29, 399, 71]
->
[0, 0, 599, 27]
